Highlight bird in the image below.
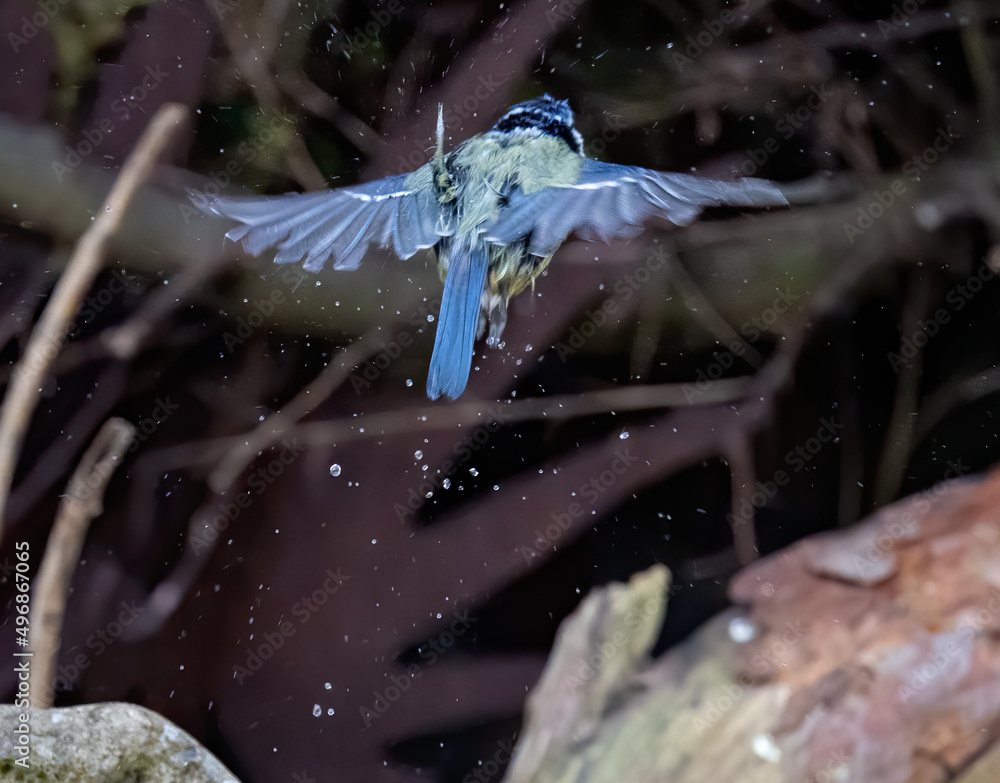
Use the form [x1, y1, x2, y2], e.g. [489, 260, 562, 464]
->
[193, 95, 788, 400]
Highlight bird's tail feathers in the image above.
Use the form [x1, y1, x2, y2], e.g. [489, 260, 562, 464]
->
[427, 245, 489, 400]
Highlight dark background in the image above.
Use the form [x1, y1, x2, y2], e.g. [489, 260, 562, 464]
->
[2, 0, 999, 781]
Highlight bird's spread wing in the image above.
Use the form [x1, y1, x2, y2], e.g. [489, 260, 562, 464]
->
[483, 158, 788, 257]
[193, 172, 444, 272]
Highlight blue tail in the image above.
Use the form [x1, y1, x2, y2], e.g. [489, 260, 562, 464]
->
[427, 244, 489, 400]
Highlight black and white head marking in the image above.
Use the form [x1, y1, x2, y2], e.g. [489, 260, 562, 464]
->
[491, 94, 585, 155]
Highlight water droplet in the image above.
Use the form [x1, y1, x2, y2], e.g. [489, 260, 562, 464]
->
[414, 450, 423, 460]
[728, 616, 756, 643]
[752, 734, 781, 763]
[312, 704, 322, 717]
[329, 464, 341, 477]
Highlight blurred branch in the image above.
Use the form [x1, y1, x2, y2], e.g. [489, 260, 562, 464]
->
[28, 417, 136, 709]
[957, 0, 1000, 174]
[275, 68, 382, 157]
[666, 249, 765, 368]
[146, 377, 755, 477]
[206, 0, 328, 191]
[0, 103, 187, 541]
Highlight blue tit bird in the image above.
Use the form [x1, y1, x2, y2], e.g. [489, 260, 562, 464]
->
[194, 95, 788, 400]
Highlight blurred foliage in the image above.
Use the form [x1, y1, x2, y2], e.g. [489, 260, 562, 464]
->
[46, 0, 156, 118]
[3, 1, 1000, 782]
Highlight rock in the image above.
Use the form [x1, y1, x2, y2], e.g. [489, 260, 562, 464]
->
[501, 468, 1000, 783]
[0, 701, 240, 782]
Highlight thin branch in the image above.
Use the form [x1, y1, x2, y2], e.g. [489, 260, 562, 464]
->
[28, 418, 136, 709]
[0, 103, 187, 542]
[275, 69, 382, 158]
[144, 376, 754, 479]
[207, 0, 327, 191]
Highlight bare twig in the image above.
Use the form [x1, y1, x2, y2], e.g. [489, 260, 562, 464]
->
[0, 102, 187, 542]
[28, 417, 136, 709]
[275, 69, 382, 158]
[207, 0, 328, 191]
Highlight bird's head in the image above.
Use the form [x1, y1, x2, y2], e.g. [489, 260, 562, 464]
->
[491, 95, 585, 155]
